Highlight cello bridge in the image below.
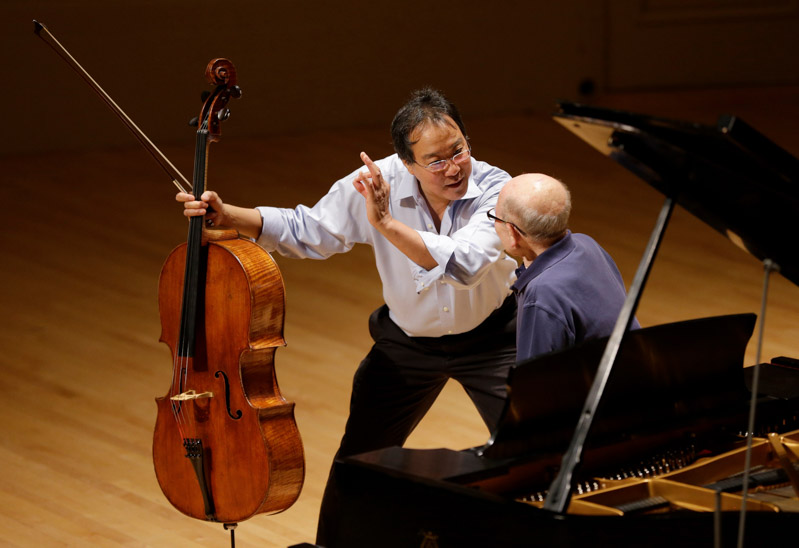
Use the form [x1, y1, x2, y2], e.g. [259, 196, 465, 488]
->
[170, 389, 214, 401]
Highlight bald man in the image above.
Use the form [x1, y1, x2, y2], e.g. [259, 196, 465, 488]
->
[491, 173, 638, 362]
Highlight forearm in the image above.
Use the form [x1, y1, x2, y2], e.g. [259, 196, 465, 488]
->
[415, 222, 507, 288]
[222, 205, 263, 240]
[378, 218, 437, 270]
[354, 152, 437, 270]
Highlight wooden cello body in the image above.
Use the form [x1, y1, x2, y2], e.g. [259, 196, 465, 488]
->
[152, 59, 304, 523]
[154, 230, 304, 522]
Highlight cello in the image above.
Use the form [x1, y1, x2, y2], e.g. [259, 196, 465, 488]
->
[33, 21, 304, 536]
[152, 59, 304, 526]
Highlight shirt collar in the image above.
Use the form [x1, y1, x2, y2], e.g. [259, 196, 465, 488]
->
[395, 164, 419, 202]
[512, 230, 575, 292]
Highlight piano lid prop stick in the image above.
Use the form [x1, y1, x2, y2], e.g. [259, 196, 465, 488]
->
[543, 194, 676, 514]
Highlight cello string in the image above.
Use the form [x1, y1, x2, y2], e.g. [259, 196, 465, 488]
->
[174, 115, 212, 441]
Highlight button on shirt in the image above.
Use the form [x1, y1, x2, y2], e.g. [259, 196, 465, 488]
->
[256, 154, 517, 337]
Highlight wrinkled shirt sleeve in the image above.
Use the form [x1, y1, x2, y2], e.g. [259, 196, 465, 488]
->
[255, 170, 369, 259]
[410, 169, 507, 292]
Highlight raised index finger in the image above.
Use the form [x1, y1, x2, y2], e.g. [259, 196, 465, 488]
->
[360, 151, 381, 179]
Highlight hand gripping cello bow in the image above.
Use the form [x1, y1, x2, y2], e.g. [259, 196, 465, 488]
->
[34, 21, 305, 541]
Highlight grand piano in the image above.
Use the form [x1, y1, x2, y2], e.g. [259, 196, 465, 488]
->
[325, 104, 799, 547]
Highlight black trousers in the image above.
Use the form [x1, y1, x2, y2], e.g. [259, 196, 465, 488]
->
[316, 296, 517, 546]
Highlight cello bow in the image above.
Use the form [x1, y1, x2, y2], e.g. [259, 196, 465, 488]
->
[33, 20, 193, 194]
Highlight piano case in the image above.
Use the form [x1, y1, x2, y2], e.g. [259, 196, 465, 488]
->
[333, 315, 799, 547]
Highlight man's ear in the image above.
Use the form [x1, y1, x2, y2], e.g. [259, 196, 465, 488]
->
[508, 224, 524, 247]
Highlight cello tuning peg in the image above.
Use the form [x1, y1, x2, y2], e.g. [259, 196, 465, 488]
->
[188, 116, 199, 127]
[217, 108, 231, 122]
[231, 85, 242, 99]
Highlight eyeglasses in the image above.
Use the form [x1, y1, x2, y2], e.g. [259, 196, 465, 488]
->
[487, 208, 526, 235]
[416, 147, 471, 173]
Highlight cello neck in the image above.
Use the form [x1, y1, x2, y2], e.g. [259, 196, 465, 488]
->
[176, 58, 240, 358]
[177, 127, 211, 359]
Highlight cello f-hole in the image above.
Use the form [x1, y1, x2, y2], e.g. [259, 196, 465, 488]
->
[215, 371, 243, 420]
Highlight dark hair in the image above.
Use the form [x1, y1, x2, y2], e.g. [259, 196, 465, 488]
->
[390, 88, 468, 165]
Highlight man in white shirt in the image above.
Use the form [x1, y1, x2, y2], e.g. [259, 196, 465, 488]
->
[178, 88, 517, 545]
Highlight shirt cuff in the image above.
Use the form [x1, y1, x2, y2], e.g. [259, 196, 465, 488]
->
[411, 231, 457, 292]
[254, 206, 282, 251]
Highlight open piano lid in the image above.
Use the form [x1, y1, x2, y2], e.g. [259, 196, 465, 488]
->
[529, 103, 799, 511]
[553, 102, 799, 286]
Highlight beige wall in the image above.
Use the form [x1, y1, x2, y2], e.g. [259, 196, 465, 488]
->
[7, 0, 797, 155]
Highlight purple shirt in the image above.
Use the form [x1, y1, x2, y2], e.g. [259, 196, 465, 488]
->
[512, 231, 639, 362]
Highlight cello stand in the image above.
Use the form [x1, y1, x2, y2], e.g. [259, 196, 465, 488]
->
[223, 523, 237, 548]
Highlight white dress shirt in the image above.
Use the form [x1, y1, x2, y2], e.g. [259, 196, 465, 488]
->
[256, 154, 517, 337]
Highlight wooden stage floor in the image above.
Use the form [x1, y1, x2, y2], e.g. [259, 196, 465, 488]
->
[1, 86, 797, 546]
